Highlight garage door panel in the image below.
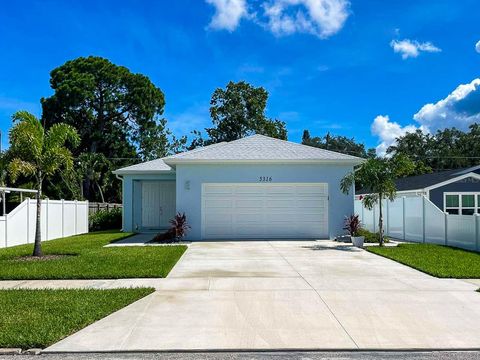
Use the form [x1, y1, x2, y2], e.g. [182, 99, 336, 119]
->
[296, 184, 327, 195]
[235, 186, 265, 195]
[235, 225, 264, 236]
[205, 225, 233, 236]
[265, 199, 295, 208]
[203, 183, 328, 239]
[297, 199, 327, 208]
[235, 199, 264, 208]
[204, 186, 235, 195]
[205, 213, 233, 224]
[205, 199, 233, 209]
[266, 186, 296, 195]
[236, 213, 264, 222]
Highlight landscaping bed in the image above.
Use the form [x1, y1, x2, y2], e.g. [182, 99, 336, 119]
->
[0, 231, 187, 279]
[367, 243, 480, 278]
[0, 288, 154, 349]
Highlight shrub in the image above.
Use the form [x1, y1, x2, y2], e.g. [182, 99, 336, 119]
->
[170, 212, 190, 240]
[89, 208, 122, 231]
[343, 214, 361, 236]
[357, 228, 389, 243]
[151, 213, 190, 243]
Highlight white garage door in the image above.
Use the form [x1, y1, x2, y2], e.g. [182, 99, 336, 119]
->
[202, 183, 328, 239]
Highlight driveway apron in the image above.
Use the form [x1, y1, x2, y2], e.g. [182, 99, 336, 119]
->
[45, 241, 480, 352]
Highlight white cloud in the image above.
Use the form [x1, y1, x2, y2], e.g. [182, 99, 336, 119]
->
[206, 0, 249, 31]
[263, 0, 350, 39]
[476, 40, 480, 53]
[372, 78, 480, 155]
[205, 0, 349, 38]
[371, 115, 420, 156]
[413, 78, 480, 132]
[390, 39, 441, 59]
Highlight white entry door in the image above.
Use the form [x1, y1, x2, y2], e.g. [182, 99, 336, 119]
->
[141, 181, 176, 229]
[202, 183, 328, 239]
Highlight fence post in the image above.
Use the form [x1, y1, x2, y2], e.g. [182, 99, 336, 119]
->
[26, 198, 30, 244]
[444, 212, 448, 246]
[373, 205, 376, 233]
[4, 208, 7, 248]
[475, 214, 479, 252]
[61, 199, 65, 238]
[361, 203, 364, 226]
[422, 196, 426, 243]
[45, 198, 49, 241]
[74, 200, 78, 234]
[86, 200, 89, 233]
[402, 196, 406, 241]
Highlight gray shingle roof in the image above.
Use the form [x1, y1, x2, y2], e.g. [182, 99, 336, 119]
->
[113, 158, 172, 174]
[114, 135, 364, 174]
[356, 166, 480, 194]
[164, 135, 364, 163]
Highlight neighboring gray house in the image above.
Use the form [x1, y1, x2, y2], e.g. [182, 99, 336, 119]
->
[114, 135, 364, 241]
[357, 165, 480, 215]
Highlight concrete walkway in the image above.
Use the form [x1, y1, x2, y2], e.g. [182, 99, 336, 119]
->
[40, 240, 480, 352]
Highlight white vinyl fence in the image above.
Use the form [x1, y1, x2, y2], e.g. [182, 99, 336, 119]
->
[0, 199, 89, 248]
[355, 196, 480, 252]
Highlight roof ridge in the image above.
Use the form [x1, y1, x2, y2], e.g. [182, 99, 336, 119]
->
[166, 141, 228, 159]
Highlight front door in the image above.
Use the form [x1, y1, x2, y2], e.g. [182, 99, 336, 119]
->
[141, 181, 176, 230]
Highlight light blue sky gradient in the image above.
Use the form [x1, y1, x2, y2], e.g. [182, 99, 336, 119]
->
[0, 0, 479, 153]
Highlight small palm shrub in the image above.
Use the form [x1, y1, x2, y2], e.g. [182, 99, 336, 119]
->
[152, 213, 190, 243]
[170, 212, 190, 240]
[343, 214, 361, 237]
[89, 208, 122, 231]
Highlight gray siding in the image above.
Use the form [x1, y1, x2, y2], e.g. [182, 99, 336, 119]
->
[429, 176, 480, 210]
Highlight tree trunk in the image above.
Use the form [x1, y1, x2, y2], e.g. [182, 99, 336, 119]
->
[378, 195, 384, 247]
[33, 177, 43, 257]
[96, 182, 105, 203]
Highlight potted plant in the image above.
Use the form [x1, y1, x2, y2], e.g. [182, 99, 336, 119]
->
[343, 214, 364, 248]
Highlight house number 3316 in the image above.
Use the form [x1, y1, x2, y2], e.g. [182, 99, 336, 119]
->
[259, 176, 272, 182]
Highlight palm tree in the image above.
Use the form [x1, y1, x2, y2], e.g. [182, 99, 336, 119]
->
[340, 155, 414, 246]
[8, 111, 80, 256]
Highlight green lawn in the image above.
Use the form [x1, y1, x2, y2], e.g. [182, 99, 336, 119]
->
[0, 288, 154, 349]
[367, 243, 480, 278]
[0, 231, 187, 279]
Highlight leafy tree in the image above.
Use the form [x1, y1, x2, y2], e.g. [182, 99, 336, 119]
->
[8, 111, 79, 257]
[387, 124, 480, 172]
[302, 130, 375, 158]
[77, 152, 110, 203]
[41, 56, 167, 160]
[340, 155, 415, 246]
[192, 81, 287, 147]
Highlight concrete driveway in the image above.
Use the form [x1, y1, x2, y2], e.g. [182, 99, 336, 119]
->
[46, 241, 480, 352]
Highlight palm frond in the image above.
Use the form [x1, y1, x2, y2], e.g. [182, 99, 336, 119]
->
[42, 147, 75, 176]
[8, 158, 36, 182]
[9, 111, 44, 161]
[45, 123, 80, 149]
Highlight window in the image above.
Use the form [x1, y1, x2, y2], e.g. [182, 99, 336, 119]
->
[444, 192, 480, 215]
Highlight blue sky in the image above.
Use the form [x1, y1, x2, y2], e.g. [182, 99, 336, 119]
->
[0, 0, 479, 154]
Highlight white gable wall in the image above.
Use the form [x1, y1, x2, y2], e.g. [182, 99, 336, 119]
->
[175, 163, 355, 240]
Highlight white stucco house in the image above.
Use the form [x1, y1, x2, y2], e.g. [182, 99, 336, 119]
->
[113, 135, 364, 241]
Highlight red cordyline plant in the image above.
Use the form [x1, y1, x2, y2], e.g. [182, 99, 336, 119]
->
[170, 212, 190, 240]
[343, 214, 361, 237]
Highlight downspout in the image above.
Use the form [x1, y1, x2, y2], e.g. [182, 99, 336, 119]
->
[115, 174, 124, 232]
